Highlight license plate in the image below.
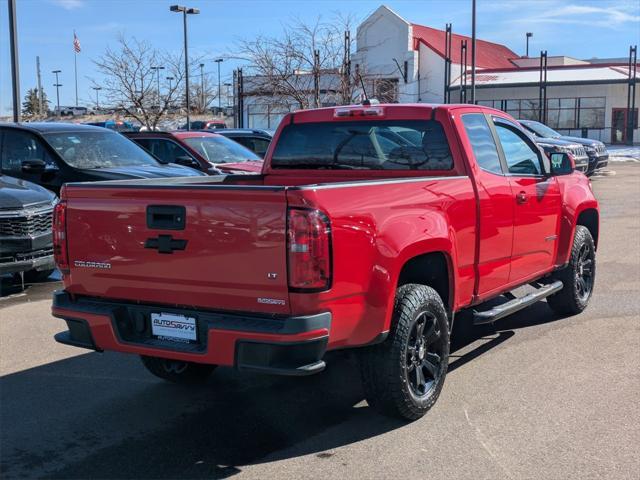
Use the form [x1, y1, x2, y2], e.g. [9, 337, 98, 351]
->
[151, 312, 197, 343]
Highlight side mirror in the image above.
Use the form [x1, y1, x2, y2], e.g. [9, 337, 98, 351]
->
[21, 159, 46, 174]
[175, 155, 199, 169]
[549, 152, 574, 176]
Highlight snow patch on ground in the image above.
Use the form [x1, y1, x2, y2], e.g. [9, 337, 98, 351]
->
[607, 146, 640, 162]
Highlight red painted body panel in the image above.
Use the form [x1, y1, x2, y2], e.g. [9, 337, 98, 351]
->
[508, 176, 561, 283]
[54, 103, 599, 366]
[285, 176, 476, 348]
[63, 184, 291, 315]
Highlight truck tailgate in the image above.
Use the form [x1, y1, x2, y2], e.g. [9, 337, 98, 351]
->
[63, 185, 291, 315]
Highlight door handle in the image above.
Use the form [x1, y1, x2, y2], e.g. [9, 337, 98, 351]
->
[516, 191, 528, 204]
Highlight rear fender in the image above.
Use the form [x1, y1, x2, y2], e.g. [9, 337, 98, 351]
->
[380, 222, 456, 332]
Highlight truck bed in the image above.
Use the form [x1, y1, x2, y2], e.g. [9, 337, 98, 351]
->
[60, 171, 476, 347]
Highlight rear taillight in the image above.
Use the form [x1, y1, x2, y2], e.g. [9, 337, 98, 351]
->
[53, 201, 69, 272]
[287, 208, 332, 291]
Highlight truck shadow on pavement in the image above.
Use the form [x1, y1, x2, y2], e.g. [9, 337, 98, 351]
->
[1, 302, 564, 479]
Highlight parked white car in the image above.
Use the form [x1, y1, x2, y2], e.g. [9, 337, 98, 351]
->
[54, 106, 90, 116]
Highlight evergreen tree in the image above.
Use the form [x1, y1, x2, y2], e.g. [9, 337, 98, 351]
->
[22, 88, 49, 116]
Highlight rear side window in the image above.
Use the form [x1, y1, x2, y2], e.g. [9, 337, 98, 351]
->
[271, 120, 453, 171]
[461, 114, 502, 174]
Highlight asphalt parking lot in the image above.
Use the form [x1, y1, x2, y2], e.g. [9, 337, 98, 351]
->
[1, 163, 639, 480]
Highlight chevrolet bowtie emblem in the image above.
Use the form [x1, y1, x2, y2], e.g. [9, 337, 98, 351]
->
[144, 235, 188, 254]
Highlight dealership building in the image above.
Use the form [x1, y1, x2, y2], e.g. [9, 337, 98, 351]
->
[241, 4, 638, 144]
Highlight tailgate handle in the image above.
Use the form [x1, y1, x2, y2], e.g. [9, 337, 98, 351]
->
[146, 205, 186, 230]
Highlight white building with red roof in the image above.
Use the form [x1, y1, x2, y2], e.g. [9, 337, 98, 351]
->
[351, 5, 520, 104]
[350, 5, 638, 143]
[241, 4, 637, 143]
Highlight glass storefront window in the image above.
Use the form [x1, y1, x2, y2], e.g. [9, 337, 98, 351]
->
[521, 99, 540, 111]
[519, 109, 539, 121]
[546, 109, 560, 129]
[579, 108, 605, 128]
[506, 100, 520, 110]
[580, 97, 606, 108]
[480, 96, 605, 129]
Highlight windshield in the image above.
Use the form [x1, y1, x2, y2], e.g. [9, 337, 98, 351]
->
[521, 120, 561, 138]
[44, 130, 158, 169]
[271, 120, 453, 170]
[182, 135, 260, 163]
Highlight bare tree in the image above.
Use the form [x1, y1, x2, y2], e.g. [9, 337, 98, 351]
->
[92, 35, 205, 129]
[234, 15, 362, 110]
[190, 78, 218, 114]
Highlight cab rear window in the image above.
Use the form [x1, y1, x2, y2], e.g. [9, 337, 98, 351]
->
[271, 120, 453, 170]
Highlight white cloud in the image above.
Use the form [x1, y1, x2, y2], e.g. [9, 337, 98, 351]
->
[50, 0, 85, 10]
[520, 3, 640, 28]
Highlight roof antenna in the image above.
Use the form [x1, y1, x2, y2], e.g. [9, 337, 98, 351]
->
[359, 73, 370, 102]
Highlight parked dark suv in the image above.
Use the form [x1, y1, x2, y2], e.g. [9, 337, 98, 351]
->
[519, 120, 609, 175]
[0, 123, 205, 194]
[0, 175, 56, 281]
[214, 129, 273, 157]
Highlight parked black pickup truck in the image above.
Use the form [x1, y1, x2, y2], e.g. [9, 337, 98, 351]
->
[0, 175, 56, 281]
[0, 123, 205, 195]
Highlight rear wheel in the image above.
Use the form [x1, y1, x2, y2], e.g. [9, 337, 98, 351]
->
[547, 225, 596, 315]
[359, 284, 450, 420]
[140, 356, 216, 384]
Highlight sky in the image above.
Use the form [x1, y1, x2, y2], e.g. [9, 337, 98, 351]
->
[1, 0, 639, 115]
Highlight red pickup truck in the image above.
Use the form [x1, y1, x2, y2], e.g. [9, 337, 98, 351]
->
[51, 104, 599, 420]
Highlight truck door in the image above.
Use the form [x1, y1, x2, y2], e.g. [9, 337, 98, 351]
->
[491, 117, 561, 284]
[0, 128, 62, 193]
[458, 112, 515, 297]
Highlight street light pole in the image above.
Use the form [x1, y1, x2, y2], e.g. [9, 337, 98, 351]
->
[199, 63, 205, 112]
[8, 0, 21, 122]
[526, 32, 533, 57]
[92, 86, 102, 110]
[224, 82, 232, 108]
[170, 5, 200, 130]
[470, 0, 476, 104]
[52, 70, 62, 118]
[215, 58, 223, 110]
[166, 76, 175, 108]
[151, 66, 165, 105]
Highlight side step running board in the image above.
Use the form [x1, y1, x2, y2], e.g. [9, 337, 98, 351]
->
[473, 280, 563, 325]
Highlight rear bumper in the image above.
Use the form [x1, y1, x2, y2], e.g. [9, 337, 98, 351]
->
[52, 291, 330, 376]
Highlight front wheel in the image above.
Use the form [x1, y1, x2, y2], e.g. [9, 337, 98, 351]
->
[547, 225, 596, 315]
[140, 356, 216, 384]
[359, 284, 450, 420]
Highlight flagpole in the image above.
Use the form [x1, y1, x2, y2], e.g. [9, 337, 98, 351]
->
[74, 53, 78, 107]
[74, 30, 78, 107]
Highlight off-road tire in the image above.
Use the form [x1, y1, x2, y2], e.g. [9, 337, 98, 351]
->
[359, 284, 450, 420]
[140, 356, 216, 384]
[547, 225, 596, 315]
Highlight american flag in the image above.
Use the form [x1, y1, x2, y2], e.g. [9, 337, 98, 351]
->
[73, 32, 81, 53]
